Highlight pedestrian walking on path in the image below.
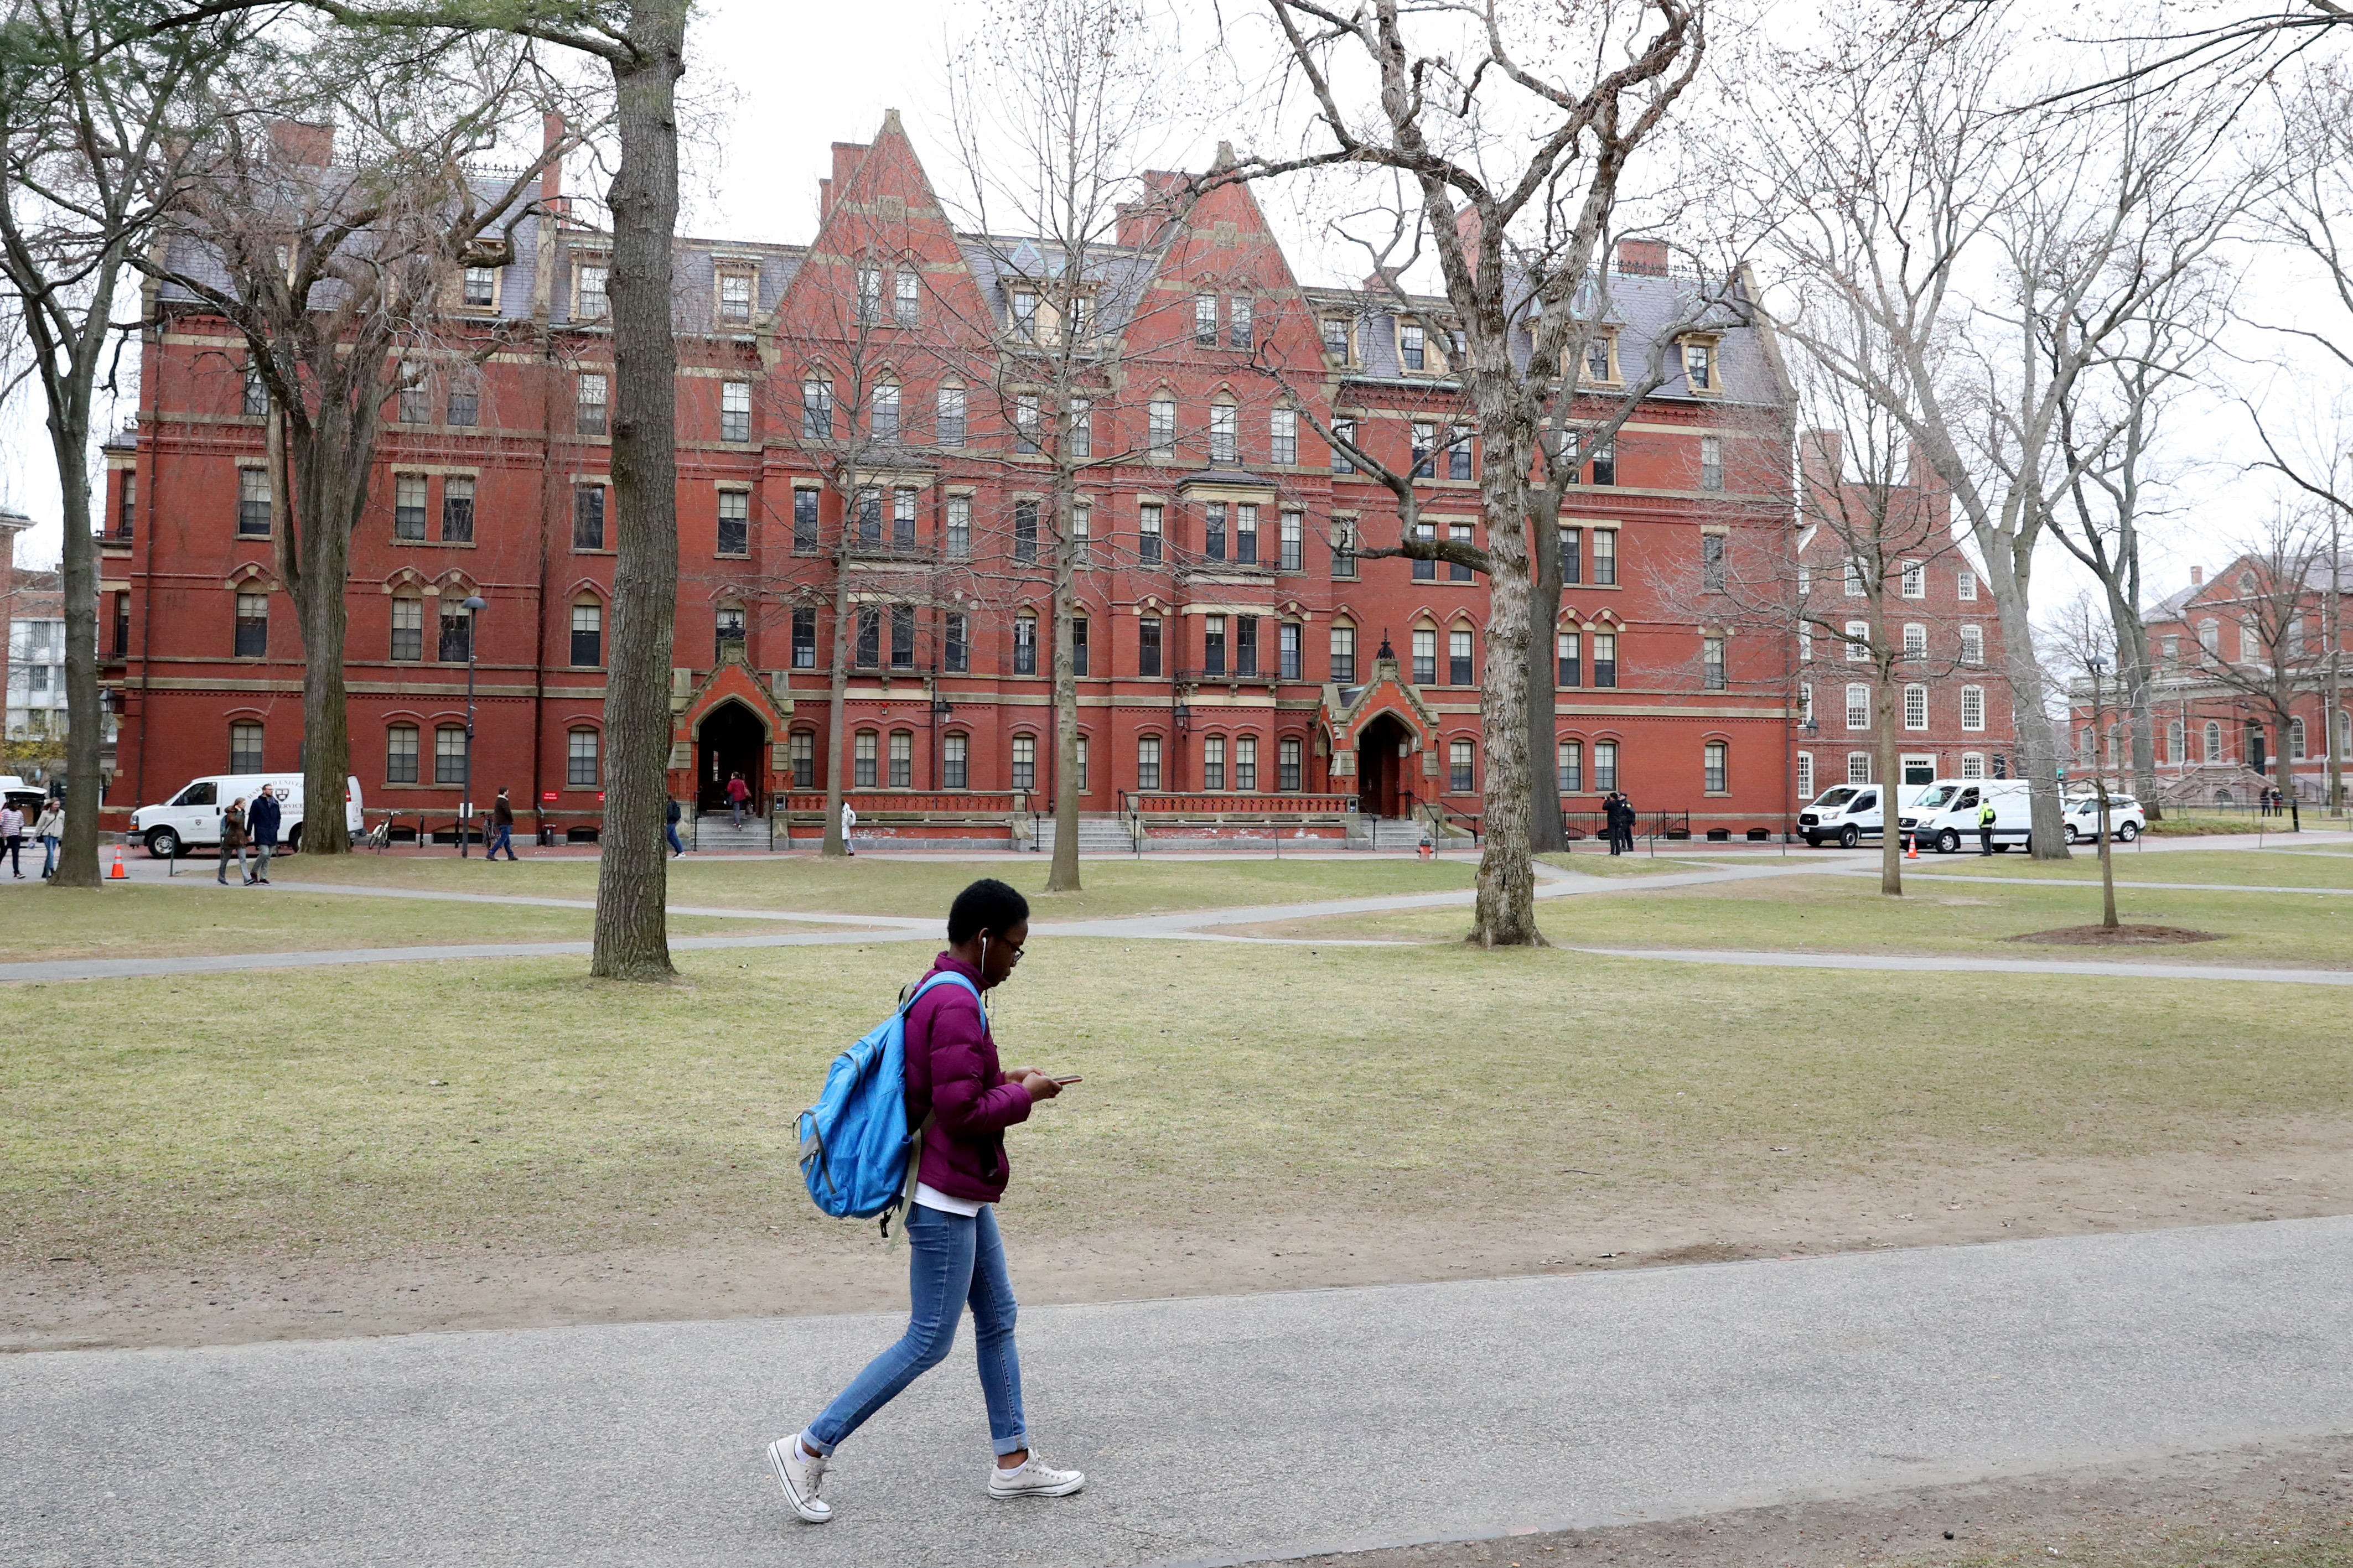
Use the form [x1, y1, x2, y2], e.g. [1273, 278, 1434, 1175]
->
[1, 802, 22, 879]
[246, 788, 281, 885]
[842, 799, 857, 856]
[728, 771, 751, 828]
[487, 788, 518, 861]
[32, 801, 60, 879]
[666, 797, 686, 858]
[770, 878, 1084, 1523]
[216, 798, 249, 886]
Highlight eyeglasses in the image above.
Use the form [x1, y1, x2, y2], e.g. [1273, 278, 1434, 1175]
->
[988, 935, 1025, 964]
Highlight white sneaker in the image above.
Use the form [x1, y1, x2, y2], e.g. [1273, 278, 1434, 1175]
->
[989, 1452, 1085, 1499]
[768, 1437, 833, 1523]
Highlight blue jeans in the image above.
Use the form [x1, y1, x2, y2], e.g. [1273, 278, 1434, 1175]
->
[665, 823, 685, 855]
[804, 1203, 1026, 1458]
[488, 824, 516, 860]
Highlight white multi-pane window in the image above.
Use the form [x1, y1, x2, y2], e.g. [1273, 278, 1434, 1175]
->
[1961, 752, 1984, 779]
[227, 721, 265, 773]
[1845, 620, 1869, 661]
[1900, 559, 1925, 597]
[1235, 734, 1257, 791]
[386, 724, 419, 783]
[1704, 741, 1728, 793]
[1270, 408, 1297, 465]
[856, 266, 882, 323]
[1799, 625, 1813, 663]
[1068, 398, 1091, 460]
[1280, 511, 1302, 572]
[576, 372, 608, 436]
[1229, 295, 1253, 349]
[1330, 624, 1356, 683]
[894, 268, 920, 325]
[1448, 740, 1474, 793]
[1958, 570, 1978, 600]
[721, 381, 751, 443]
[1557, 740, 1583, 793]
[1703, 636, 1725, 690]
[1846, 752, 1872, 784]
[942, 734, 968, 790]
[890, 730, 913, 788]
[1960, 684, 1985, 731]
[1593, 740, 1619, 792]
[390, 596, 423, 661]
[1590, 527, 1616, 585]
[1138, 501, 1163, 564]
[1799, 682, 1813, 725]
[463, 266, 496, 308]
[1960, 624, 1983, 665]
[1194, 294, 1218, 345]
[576, 261, 608, 319]
[936, 385, 966, 446]
[1846, 682, 1871, 730]
[1699, 434, 1723, 491]
[1149, 396, 1176, 454]
[1137, 735, 1162, 790]
[1209, 403, 1237, 465]
[1203, 735, 1226, 791]
[718, 491, 750, 557]
[1014, 393, 1039, 453]
[1903, 623, 1926, 659]
[1844, 558, 1865, 595]
[394, 474, 427, 540]
[719, 269, 754, 326]
[2167, 719, 2184, 763]
[1075, 734, 1089, 793]
[1904, 683, 1928, 730]
[1796, 751, 1815, 799]
[853, 730, 878, 787]
[2204, 720, 2222, 761]
[945, 495, 971, 559]
[1400, 324, 1426, 370]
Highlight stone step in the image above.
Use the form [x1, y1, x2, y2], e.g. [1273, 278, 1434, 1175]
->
[1031, 817, 1140, 854]
[692, 817, 774, 852]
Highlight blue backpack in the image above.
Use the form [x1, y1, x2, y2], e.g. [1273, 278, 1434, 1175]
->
[798, 972, 981, 1238]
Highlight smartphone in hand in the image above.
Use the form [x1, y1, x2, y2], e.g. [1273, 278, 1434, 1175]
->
[1051, 1076, 1083, 1085]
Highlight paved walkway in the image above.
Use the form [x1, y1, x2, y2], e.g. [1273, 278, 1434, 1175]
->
[6, 1217, 2347, 1568]
[1568, 946, 2353, 987]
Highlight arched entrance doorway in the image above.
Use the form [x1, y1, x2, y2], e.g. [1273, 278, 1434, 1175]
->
[1357, 713, 1412, 817]
[697, 700, 768, 813]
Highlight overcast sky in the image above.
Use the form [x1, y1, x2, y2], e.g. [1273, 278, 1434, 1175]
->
[2, 0, 2334, 624]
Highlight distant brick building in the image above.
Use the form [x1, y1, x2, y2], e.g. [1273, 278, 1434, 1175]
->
[3, 509, 77, 788]
[101, 112, 1807, 845]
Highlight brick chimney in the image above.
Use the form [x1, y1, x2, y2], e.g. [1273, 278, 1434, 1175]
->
[820, 142, 868, 221]
[268, 121, 333, 168]
[1614, 237, 1670, 277]
[1453, 206, 1484, 281]
[2190, 565, 2204, 587]
[540, 113, 564, 203]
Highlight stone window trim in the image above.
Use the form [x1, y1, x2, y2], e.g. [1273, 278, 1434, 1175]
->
[1576, 328, 1621, 386]
[1677, 331, 1723, 396]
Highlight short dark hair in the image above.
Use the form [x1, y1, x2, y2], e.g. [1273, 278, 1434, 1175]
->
[949, 878, 1030, 944]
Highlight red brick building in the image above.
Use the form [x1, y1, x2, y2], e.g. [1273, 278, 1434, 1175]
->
[100, 113, 1803, 847]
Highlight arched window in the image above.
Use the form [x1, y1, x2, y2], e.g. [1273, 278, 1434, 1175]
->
[854, 729, 878, 788]
[871, 380, 900, 442]
[1075, 734, 1090, 794]
[889, 729, 913, 788]
[2290, 716, 2307, 760]
[1703, 740, 1729, 793]
[390, 594, 424, 661]
[2203, 720, 2222, 762]
[567, 728, 599, 787]
[1011, 734, 1036, 791]
[1209, 397, 1238, 465]
[942, 733, 969, 790]
[1203, 735, 1226, 791]
[570, 595, 603, 667]
[386, 723, 419, 783]
[2166, 720, 2183, 764]
[2197, 618, 2220, 655]
[1014, 612, 1038, 676]
[229, 720, 264, 773]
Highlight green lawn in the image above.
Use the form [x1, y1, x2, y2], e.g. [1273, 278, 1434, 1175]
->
[1911, 847, 2353, 889]
[7, 933, 2347, 1272]
[1538, 850, 1714, 877]
[256, 851, 1479, 919]
[0, 883, 790, 962]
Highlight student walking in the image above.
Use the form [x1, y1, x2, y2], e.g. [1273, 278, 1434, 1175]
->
[33, 801, 61, 879]
[841, 799, 857, 856]
[487, 788, 519, 860]
[771, 878, 1083, 1523]
[246, 788, 281, 885]
[727, 770, 752, 828]
[216, 798, 249, 886]
[666, 797, 686, 858]
[1, 802, 23, 879]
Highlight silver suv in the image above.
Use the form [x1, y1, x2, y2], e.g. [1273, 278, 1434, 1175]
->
[2063, 794, 2144, 844]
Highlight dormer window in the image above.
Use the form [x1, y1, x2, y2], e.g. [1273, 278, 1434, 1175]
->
[1447, 328, 1467, 365]
[462, 267, 496, 309]
[1067, 291, 1090, 341]
[718, 267, 755, 326]
[1682, 338, 1718, 393]
[1322, 318, 1351, 361]
[1400, 324, 1426, 370]
[1011, 289, 1039, 340]
[574, 258, 609, 321]
[1582, 331, 1618, 383]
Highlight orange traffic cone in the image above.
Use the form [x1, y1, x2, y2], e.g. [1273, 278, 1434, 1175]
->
[108, 843, 128, 879]
[1904, 833, 1918, 860]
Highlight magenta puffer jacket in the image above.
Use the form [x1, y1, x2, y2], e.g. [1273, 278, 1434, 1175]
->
[903, 954, 1033, 1203]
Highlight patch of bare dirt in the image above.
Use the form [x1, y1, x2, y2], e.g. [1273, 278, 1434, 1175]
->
[2008, 924, 2223, 947]
[6, 1121, 2345, 1354]
[1268, 1434, 2353, 1568]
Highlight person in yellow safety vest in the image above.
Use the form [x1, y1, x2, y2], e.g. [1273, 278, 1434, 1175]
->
[1977, 798, 1998, 856]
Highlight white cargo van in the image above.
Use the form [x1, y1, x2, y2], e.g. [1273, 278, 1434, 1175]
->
[1898, 778, 2033, 853]
[1797, 781, 1932, 847]
[131, 773, 364, 858]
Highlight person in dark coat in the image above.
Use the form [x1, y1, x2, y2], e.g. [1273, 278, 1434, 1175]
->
[1615, 794, 1637, 854]
[487, 787, 518, 860]
[246, 787, 282, 885]
[666, 796, 686, 858]
[217, 798, 248, 885]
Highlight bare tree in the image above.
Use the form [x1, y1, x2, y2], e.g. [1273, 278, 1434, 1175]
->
[0, 0, 252, 887]
[2188, 514, 2342, 827]
[149, 39, 569, 858]
[2044, 594, 2124, 928]
[1230, 0, 1706, 945]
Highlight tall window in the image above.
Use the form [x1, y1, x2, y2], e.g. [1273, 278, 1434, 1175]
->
[1014, 612, 1038, 675]
[1330, 624, 1356, 683]
[854, 608, 880, 668]
[937, 385, 966, 446]
[1590, 441, 1616, 486]
[1449, 627, 1474, 685]
[945, 612, 968, 673]
[1411, 628, 1437, 684]
[1400, 324, 1426, 370]
[2166, 719, 2184, 764]
[1139, 614, 1163, 677]
[238, 469, 271, 536]
[1847, 752, 1872, 785]
[1904, 682, 1928, 730]
[892, 488, 917, 550]
[1237, 616, 1260, 677]
[438, 602, 473, 662]
[571, 598, 602, 666]
[856, 266, 882, 324]
[1590, 631, 1617, 688]
[1845, 620, 1870, 661]
[1235, 504, 1258, 565]
[718, 491, 750, 556]
[1558, 631, 1580, 687]
[395, 474, 427, 540]
[1014, 499, 1038, 563]
[1331, 417, 1356, 473]
[1012, 735, 1036, 791]
[1796, 750, 1814, 799]
[1069, 399, 1091, 460]
[387, 724, 419, 783]
[894, 268, 920, 326]
[1960, 624, 1984, 666]
[2204, 720, 2221, 761]
[1557, 740, 1583, 793]
[1271, 408, 1297, 465]
[1702, 534, 1726, 592]
[234, 591, 268, 657]
[1449, 740, 1474, 792]
[854, 730, 878, 787]
[1900, 559, 1925, 598]
[397, 371, 428, 425]
[1594, 740, 1618, 792]
[802, 378, 833, 439]
[1590, 528, 1616, 585]
[391, 596, 423, 661]
[576, 260, 609, 319]
[1137, 735, 1162, 790]
[1684, 341, 1714, 390]
[1194, 293, 1218, 345]
[1413, 520, 1435, 581]
[1235, 734, 1258, 790]
[1203, 735, 1226, 790]
[718, 606, 748, 663]
[230, 721, 265, 773]
[793, 489, 820, 554]
[1279, 736, 1302, 792]
[1149, 395, 1175, 454]
[1209, 403, 1237, 465]
[1700, 435, 1723, 491]
[1561, 527, 1581, 585]
[790, 730, 815, 789]
[1846, 682, 1871, 730]
[1071, 502, 1091, 563]
[1205, 614, 1227, 675]
[1800, 683, 1814, 725]
[792, 608, 817, 669]
[1229, 295, 1253, 349]
[1443, 425, 1470, 481]
[1845, 558, 1867, 596]
[1704, 741, 1728, 793]
[889, 730, 913, 788]
[574, 485, 605, 550]
[448, 379, 479, 428]
[1323, 318, 1351, 359]
[118, 473, 135, 538]
[942, 734, 968, 790]
[1010, 290, 1038, 339]
[946, 495, 971, 559]
[1331, 516, 1357, 578]
[1412, 422, 1436, 478]
[718, 268, 754, 326]
[439, 725, 469, 784]
[1280, 511, 1302, 572]
[1960, 684, 1985, 731]
[1280, 621, 1301, 681]
[721, 381, 751, 443]
[1206, 502, 1228, 562]
[1449, 521, 1474, 581]
[1014, 393, 1039, 453]
[242, 367, 268, 417]
[864, 381, 898, 442]
[442, 476, 475, 543]
[1070, 616, 1089, 677]
[576, 372, 608, 436]
[1703, 636, 1726, 690]
[1903, 622, 1927, 658]
[1958, 570, 1978, 600]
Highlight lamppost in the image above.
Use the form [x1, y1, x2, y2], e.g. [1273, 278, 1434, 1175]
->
[1789, 715, 1818, 854]
[459, 594, 486, 858]
[930, 688, 952, 792]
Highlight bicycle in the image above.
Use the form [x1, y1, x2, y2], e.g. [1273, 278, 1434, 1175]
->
[362, 812, 396, 853]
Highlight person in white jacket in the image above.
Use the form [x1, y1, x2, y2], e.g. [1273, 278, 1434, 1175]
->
[841, 800, 857, 856]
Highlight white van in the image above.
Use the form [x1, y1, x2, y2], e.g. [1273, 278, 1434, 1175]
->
[1898, 778, 2033, 853]
[1797, 781, 1933, 847]
[131, 773, 364, 858]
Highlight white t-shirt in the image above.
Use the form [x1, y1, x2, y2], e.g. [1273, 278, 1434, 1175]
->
[913, 1180, 984, 1217]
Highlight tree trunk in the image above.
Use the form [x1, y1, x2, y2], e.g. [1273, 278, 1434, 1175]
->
[821, 562, 852, 858]
[285, 403, 360, 856]
[1525, 503, 1565, 855]
[1471, 480, 1538, 946]
[589, 1, 687, 981]
[1875, 656, 1904, 896]
[46, 385, 103, 888]
[1985, 567, 2070, 859]
[1047, 517, 1080, 892]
